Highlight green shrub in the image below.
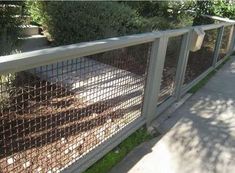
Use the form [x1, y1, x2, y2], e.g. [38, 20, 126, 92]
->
[0, 1, 23, 55]
[124, 1, 196, 19]
[149, 14, 194, 30]
[26, 1, 196, 46]
[27, 1, 235, 47]
[124, 1, 195, 27]
[25, 1, 47, 26]
[193, 0, 235, 25]
[27, 1, 151, 46]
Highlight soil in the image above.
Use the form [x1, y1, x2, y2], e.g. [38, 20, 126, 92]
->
[184, 46, 214, 84]
[89, 43, 151, 76]
[0, 72, 142, 172]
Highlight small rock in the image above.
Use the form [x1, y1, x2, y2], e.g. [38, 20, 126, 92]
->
[52, 168, 58, 172]
[106, 118, 112, 123]
[23, 161, 30, 168]
[147, 126, 159, 136]
[47, 153, 51, 158]
[61, 138, 67, 144]
[79, 139, 84, 145]
[92, 113, 98, 118]
[36, 167, 42, 172]
[83, 132, 88, 137]
[65, 149, 70, 154]
[7, 157, 14, 165]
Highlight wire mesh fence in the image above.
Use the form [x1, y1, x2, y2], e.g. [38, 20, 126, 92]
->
[158, 35, 183, 104]
[0, 43, 151, 172]
[0, 21, 234, 173]
[218, 25, 233, 61]
[184, 28, 219, 85]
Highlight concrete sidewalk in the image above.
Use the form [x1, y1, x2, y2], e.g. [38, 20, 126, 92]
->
[110, 57, 235, 173]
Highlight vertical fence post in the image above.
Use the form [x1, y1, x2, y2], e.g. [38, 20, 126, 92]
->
[142, 35, 168, 127]
[212, 26, 224, 67]
[174, 31, 191, 100]
[228, 24, 235, 54]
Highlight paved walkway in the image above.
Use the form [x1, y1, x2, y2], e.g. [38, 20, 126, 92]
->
[110, 57, 235, 173]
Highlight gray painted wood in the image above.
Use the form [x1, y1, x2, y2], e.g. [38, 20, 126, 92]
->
[213, 26, 225, 67]
[174, 32, 191, 99]
[142, 36, 168, 126]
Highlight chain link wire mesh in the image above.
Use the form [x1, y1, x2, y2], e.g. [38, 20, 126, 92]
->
[184, 29, 219, 85]
[0, 43, 151, 172]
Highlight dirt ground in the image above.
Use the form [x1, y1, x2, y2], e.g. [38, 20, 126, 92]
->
[0, 67, 144, 172]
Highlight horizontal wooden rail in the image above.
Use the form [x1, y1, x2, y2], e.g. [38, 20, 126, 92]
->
[0, 32, 160, 74]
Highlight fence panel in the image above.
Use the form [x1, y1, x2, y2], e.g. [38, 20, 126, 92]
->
[0, 43, 152, 172]
[183, 28, 219, 86]
[217, 25, 233, 62]
[229, 25, 235, 52]
[158, 35, 183, 104]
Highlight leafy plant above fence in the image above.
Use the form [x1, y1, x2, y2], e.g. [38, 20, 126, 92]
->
[26, 1, 152, 46]
[26, 1, 195, 46]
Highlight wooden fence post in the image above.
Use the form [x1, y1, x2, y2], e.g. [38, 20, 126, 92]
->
[142, 35, 168, 126]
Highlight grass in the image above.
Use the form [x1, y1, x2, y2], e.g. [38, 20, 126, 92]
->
[83, 127, 153, 173]
[189, 56, 231, 93]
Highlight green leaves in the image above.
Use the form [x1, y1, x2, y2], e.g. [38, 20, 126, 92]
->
[27, 2, 150, 46]
[193, 0, 235, 25]
[0, 2, 23, 55]
[25, 1, 235, 46]
[84, 127, 152, 173]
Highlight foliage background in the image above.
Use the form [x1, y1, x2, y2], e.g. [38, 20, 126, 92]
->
[25, 0, 235, 46]
[1, 0, 235, 51]
[0, 1, 24, 55]
[25, 1, 195, 46]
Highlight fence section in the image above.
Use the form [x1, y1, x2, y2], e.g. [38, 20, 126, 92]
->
[218, 25, 233, 61]
[158, 35, 183, 104]
[0, 41, 152, 172]
[184, 28, 218, 85]
[0, 21, 235, 173]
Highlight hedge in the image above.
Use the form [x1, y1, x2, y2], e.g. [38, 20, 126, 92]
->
[0, 1, 24, 55]
[27, 1, 153, 46]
